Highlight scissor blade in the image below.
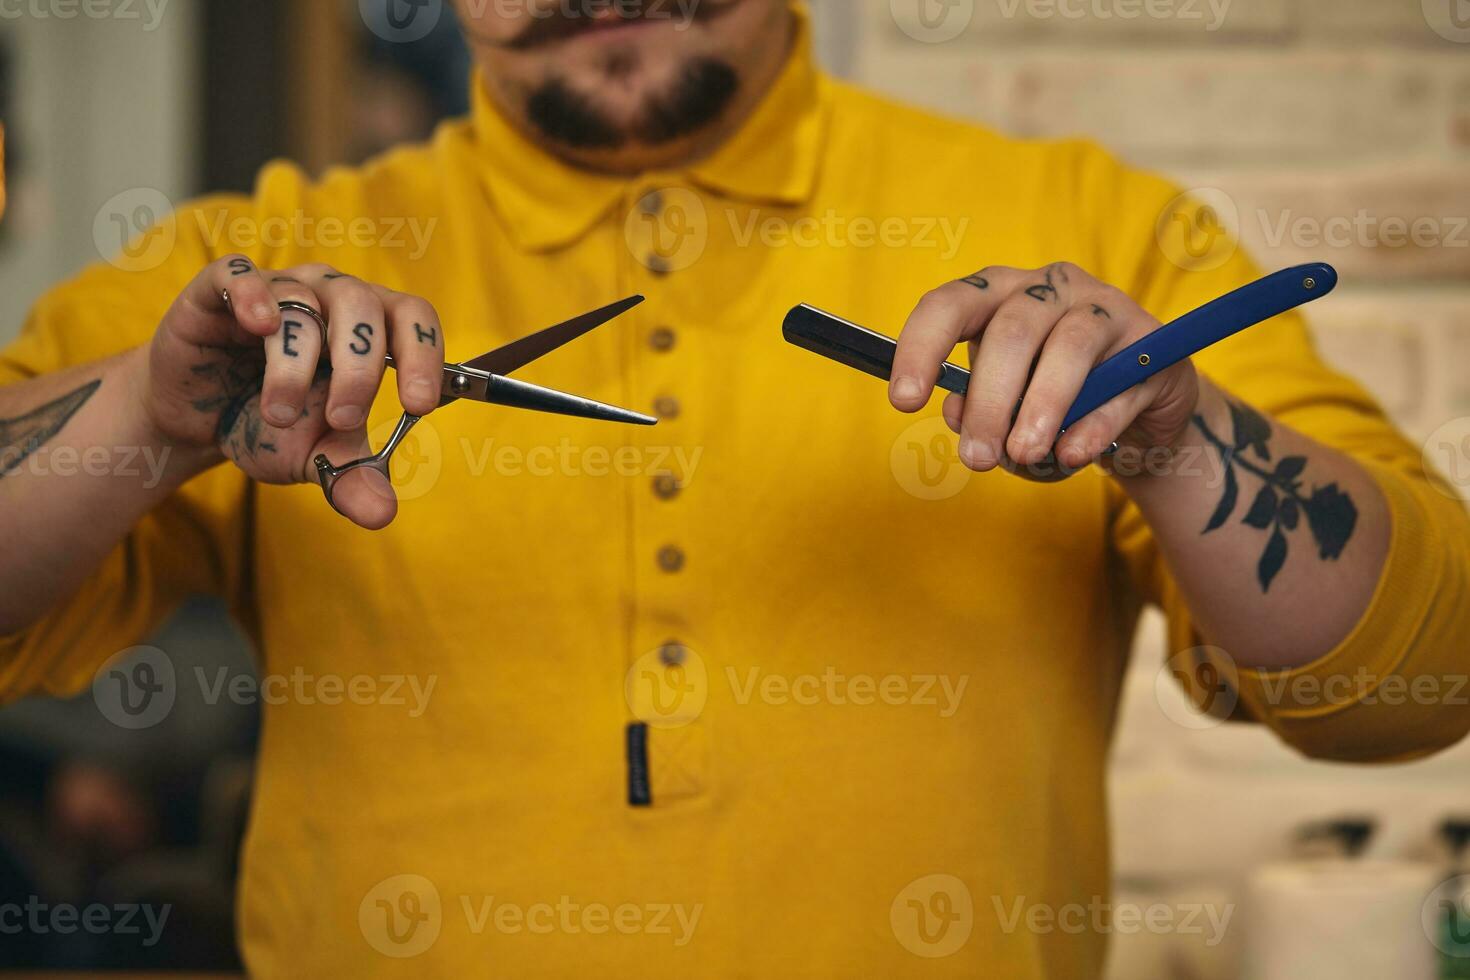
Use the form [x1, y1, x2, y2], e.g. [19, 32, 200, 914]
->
[462, 296, 645, 376]
[479, 374, 657, 426]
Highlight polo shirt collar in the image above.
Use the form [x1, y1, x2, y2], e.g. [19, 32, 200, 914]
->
[470, 3, 827, 252]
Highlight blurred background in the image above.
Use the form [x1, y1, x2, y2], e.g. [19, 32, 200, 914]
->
[0, 0, 1467, 975]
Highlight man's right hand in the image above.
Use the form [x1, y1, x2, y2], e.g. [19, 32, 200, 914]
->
[138, 255, 447, 529]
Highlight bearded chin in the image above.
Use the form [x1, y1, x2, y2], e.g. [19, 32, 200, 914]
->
[525, 58, 740, 151]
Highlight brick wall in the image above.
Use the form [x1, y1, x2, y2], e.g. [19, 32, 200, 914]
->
[826, 3, 1470, 976]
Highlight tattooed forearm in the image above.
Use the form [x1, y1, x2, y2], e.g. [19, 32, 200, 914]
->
[0, 380, 102, 478]
[1195, 399, 1358, 592]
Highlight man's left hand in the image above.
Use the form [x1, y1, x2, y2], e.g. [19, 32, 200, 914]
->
[889, 262, 1200, 476]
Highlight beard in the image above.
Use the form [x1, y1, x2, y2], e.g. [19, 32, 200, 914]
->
[524, 56, 741, 150]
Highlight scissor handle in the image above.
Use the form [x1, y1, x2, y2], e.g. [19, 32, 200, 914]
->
[313, 412, 422, 515]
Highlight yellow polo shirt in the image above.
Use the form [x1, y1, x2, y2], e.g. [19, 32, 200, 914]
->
[3, 10, 1468, 977]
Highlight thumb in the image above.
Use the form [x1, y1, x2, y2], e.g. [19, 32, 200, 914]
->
[307, 428, 398, 531]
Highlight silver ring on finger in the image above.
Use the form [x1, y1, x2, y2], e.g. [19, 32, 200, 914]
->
[277, 300, 329, 349]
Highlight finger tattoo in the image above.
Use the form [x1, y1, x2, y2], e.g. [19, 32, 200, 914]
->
[349, 323, 374, 356]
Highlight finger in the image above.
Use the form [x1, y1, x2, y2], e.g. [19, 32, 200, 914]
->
[942, 393, 964, 434]
[1054, 372, 1169, 469]
[1007, 303, 1123, 466]
[889, 268, 1022, 412]
[259, 277, 328, 429]
[958, 285, 1072, 471]
[309, 271, 387, 431]
[308, 428, 398, 531]
[169, 254, 279, 343]
[375, 286, 446, 418]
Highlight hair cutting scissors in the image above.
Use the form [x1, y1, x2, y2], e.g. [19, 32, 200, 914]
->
[305, 295, 656, 513]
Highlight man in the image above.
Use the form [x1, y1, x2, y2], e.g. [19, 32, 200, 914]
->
[1, 1, 1466, 975]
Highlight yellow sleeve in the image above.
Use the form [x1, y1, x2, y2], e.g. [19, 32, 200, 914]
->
[0, 192, 268, 701]
[1074, 143, 1470, 762]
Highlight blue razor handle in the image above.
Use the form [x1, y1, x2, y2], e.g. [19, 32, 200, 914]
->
[782, 263, 1338, 437]
[1059, 262, 1337, 429]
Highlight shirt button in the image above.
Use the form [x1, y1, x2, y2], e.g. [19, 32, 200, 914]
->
[649, 327, 676, 352]
[653, 396, 681, 420]
[639, 190, 663, 216]
[657, 545, 686, 573]
[646, 255, 673, 277]
[653, 474, 681, 500]
[658, 641, 688, 667]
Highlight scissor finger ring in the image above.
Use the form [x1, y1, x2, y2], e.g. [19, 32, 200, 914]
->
[314, 412, 422, 516]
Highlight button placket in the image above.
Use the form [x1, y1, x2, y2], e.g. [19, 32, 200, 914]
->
[622, 183, 709, 804]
